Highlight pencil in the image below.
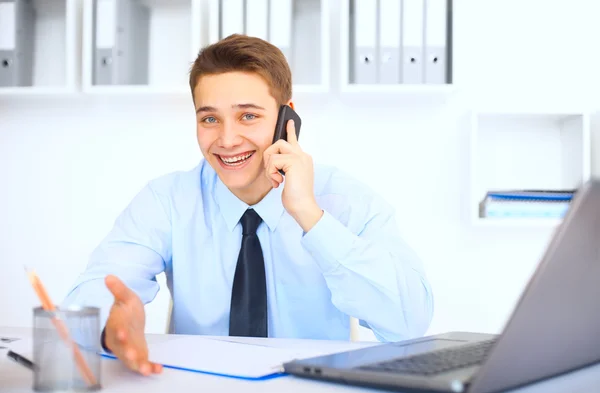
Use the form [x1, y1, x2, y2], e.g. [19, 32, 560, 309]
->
[25, 267, 98, 386]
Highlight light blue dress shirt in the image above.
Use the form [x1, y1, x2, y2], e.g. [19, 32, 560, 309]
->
[63, 160, 433, 342]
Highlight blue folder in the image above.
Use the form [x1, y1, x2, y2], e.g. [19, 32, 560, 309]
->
[100, 352, 288, 381]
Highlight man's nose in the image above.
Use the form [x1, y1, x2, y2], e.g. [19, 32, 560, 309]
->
[219, 122, 242, 148]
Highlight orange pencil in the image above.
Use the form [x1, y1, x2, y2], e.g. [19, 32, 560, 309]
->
[25, 267, 98, 387]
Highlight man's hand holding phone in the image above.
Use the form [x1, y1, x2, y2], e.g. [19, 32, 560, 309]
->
[103, 275, 163, 376]
[263, 118, 323, 232]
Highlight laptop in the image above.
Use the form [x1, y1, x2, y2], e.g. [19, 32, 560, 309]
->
[284, 179, 600, 393]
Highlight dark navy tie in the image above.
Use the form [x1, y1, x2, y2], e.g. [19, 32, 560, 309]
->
[229, 208, 268, 337]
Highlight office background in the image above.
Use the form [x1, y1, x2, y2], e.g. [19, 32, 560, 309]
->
[1, 0, 600, 341]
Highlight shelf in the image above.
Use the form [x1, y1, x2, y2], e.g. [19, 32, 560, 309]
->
[340, 83, 456, 94]
[473, 218, 562, 228]
[82, 0, 199, 93]
[206, 0, 330, 94]
[340, 0, 453, 93]
[0, 0, 78, 94]
[470, 110, 591, 226]
[0, 86, 77, 97]
[81, 85, 190, 95]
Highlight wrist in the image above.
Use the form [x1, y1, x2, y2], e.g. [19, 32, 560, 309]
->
[291, 201, 323, 232]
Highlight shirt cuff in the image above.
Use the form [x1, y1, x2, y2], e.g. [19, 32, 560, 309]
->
[301, 210, 357, 274]
[100, 327, 112, 354]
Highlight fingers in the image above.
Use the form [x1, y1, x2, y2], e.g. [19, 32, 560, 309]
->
[265, 154, 293, 186]
[105, 275, 135, 304]
[106, 324, 162, 376]
[105, 295, 159, 376]
[286, 119, 298, 145]
[268, 171, 284, 188]
[263, 141, 293, 164]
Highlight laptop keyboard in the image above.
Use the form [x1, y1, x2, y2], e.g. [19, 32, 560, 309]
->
[357, 339, 497, 376]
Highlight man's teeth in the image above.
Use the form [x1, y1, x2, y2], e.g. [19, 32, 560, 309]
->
[221, 152, 253, 165]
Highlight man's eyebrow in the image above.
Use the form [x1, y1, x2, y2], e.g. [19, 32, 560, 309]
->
[195, 103, 266, 114]
[195, 105, 217, 114]
[233, 103, 266, 111]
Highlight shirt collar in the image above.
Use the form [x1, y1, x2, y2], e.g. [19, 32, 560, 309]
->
[214, 175, 285, 233]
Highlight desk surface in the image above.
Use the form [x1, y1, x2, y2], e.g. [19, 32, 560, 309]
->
[1, 326, 600, 393]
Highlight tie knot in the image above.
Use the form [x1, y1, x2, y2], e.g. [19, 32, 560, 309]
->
[241, 209, 262, 235]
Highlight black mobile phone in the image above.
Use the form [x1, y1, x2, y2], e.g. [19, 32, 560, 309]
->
[272, 105, 302, 175]
[272, 104, 301, 144]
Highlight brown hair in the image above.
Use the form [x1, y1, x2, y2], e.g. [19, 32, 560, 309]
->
[189, 34, 292, 105]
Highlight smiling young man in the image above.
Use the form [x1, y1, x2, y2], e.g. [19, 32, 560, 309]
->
[63, 34, 433, 375]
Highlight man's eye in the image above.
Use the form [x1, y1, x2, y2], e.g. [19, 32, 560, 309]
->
[202, 116, 217, 123]
[242, 113, 257, 121]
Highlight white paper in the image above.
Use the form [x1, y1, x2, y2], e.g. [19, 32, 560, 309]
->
[147, 336, 374, 379]
[213, 336, 379, 354]
[1, 336, 33, 357]
[0, 3, 16, 50]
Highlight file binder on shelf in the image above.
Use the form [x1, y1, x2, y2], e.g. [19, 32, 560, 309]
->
[343, 0, 453, 90]
[268, 0, 293, 63]
[350, 0, 377, 84]
[479, 190, 575, 219]
[92, 0, 150, 86]
[0, 0, 35, 87]
[485, 190, 575, 201]
[378, 0, 401, 84]
[424, 0, 451, 84]
[402, 0, 425, 84]
[210, 0, 326, 91]
[220, 0, 244, 39]
[216, 0, 293, 65]
[245, 0, 268, 40]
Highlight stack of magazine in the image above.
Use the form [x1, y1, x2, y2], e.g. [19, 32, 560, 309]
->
[479, 190, 575, 219]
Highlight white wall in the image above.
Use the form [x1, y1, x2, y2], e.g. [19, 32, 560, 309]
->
[1, 0, 600, 340]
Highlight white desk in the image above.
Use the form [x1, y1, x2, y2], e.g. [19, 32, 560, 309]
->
[2, 326, 600, 393]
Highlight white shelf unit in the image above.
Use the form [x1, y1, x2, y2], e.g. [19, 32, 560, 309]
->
[206, 0, 330, 94]
[470, 110, 591, 227]
[81, 0, 200, 95]
[0, 0, 78, 96]
[340, 0, 453, 94]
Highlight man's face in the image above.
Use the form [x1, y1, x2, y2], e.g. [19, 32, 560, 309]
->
[193, 71, 280, 194]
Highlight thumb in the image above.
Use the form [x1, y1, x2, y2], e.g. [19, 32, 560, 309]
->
[105, 274, 134, 304]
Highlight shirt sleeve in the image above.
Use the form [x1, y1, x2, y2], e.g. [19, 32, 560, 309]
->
[61, 182, 172, 329]
[300, 198, 433, 343]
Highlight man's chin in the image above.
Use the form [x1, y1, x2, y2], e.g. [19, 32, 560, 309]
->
[215, 168, 257, 191]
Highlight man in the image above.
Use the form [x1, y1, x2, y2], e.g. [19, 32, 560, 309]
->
[63, 34, 434, 376]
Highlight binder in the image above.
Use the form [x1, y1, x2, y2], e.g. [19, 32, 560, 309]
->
[0, 0, 35, 87]
[424, 0, 449, 84]
[402, 0, 425, 83]
[378, 0, 402, 84]
[486, 190, 575, 201]
[220, 0, 244, 39]
[93, 0, 150, 86]
[245, 0, 268, 40]
[352, 0, 377, 84]
[268, 0, 292, 62]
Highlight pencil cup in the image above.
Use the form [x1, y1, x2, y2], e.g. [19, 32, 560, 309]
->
[33, 306, 102, 392]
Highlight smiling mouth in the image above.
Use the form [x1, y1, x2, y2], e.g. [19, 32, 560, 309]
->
[216, 151, 255, 167]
